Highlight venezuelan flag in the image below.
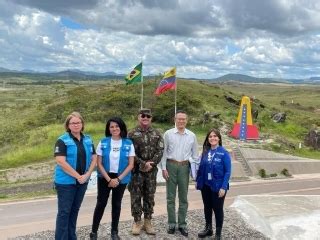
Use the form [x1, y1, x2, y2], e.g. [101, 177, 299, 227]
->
[155, 67, 176, 95]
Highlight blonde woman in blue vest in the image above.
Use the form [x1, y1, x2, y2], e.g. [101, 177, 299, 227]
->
[90, 117, 134, 240]
[54, 112, 97, 240]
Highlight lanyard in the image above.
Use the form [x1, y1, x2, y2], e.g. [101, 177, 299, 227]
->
[207, 149, 216, 162]
[207, 149, 217, 181]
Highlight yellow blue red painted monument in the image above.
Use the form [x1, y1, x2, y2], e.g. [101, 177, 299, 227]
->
[230, 96, 259, 140]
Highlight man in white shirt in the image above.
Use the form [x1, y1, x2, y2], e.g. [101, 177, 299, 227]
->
[161, 110, 199, 237]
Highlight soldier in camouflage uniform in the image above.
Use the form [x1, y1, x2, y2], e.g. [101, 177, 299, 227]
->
[128, 109, 164, 235]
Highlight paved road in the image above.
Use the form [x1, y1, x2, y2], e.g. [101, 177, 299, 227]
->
[1, 174, 320, 239]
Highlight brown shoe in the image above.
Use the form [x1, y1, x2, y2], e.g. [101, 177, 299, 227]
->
[131, 220, 143, 235]
[144, 218, 156, 235]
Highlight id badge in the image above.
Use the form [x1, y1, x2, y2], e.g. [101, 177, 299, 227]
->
[208, 173, 212, 180]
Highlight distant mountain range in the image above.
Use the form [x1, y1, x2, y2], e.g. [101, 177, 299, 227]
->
[0, 67, 319, 84]
[0, 67, 121, 76]
[0, 67, 124, 80]
[211, 73, 320, 84]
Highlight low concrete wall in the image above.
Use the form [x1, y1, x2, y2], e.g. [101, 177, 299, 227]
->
[241, 148, 314, 161]
[231, 161, 247, 178]
[250, 160, 320, 175]
[240, 147, 320, 175]
[0, 162, 55, 183]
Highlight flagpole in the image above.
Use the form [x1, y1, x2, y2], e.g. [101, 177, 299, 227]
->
[174, 66, 177, 116]
[141, 61, 144, 109]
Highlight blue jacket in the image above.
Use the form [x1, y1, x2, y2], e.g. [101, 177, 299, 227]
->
[196, 146, 231, 192]
[99, 137, 132, 184]
[54, 132, 94, 184]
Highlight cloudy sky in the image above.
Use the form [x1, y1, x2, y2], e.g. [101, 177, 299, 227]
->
[0, 0, 319, 79]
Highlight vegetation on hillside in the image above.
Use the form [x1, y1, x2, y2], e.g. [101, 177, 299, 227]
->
[0, 78, 320, 169]
[223, 83, 320, 156]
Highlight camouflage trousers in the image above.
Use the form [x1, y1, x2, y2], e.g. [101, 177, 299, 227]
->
[128, 168, 158, 221]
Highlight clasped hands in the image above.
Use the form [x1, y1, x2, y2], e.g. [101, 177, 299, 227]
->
[77, 173, 90, 184]
[107, 177, 120, 188]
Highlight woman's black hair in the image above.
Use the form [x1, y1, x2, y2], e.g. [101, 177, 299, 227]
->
[202, 128, 222, 153]
[105, 117, 128, 138]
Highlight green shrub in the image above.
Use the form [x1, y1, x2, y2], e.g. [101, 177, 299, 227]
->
[270, 173, 278, 177]
[280, 168, 291, 177]
[258, 169, 267, 178]
[0, 194, 8, 199]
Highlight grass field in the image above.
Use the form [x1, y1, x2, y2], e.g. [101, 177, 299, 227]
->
[0, 78, 320, 171]
[222, 83, 320, 110]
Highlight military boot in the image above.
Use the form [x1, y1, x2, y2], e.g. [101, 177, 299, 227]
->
[131, 220, 143, 235]
[144, 218, 156, 235]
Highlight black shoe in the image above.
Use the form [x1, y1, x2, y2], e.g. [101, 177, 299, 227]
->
[178, 227, 188, 237]
[111, 230, 120, 240]
[167, 226, 175, 234]
[215, 235, 221, 240]
[89, 232, 97, 240]
[198, 224, 213, 238]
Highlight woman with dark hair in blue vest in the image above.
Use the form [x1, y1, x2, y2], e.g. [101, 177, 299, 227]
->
[196, 128, 231, 240]
[54, 111, 97, 240]
[90, 117, 134, 240]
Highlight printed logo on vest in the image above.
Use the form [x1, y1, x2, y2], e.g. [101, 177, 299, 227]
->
[55, 146, 60, 153]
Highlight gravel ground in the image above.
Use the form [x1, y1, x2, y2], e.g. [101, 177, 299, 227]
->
[12, 209, 269, 240]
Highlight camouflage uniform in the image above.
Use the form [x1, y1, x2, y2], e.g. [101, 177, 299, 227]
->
[128, 126, 164, 221]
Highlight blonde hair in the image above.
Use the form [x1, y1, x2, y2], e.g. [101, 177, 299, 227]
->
[64, 112, 85, 132]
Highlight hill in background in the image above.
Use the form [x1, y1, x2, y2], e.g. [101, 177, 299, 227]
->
[1, 67, 320, 84]
[0, 74, 320, 169]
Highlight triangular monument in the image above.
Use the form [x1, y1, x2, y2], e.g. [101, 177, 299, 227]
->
[230, 96, 259, 140]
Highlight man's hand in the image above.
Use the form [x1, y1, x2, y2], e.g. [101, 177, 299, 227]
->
[162, 169, 169, 180]
[144, 161, 154, 172]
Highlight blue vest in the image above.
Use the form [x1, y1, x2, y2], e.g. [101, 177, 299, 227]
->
[99, 137, 132, 184]
[54, 133, 94, 184]
[196, 146, 231, 192]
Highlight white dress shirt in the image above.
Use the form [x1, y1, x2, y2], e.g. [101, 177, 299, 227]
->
[161, 128, 199, 170]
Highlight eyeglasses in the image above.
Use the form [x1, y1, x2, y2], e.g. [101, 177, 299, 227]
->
[141, 114, 152, 119]
[69, 122, 82, 125]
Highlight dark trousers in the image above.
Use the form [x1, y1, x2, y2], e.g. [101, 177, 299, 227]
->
[91, 175, 127, 233]
[55, 182, 88, 240]
[200, 184, 226, 229]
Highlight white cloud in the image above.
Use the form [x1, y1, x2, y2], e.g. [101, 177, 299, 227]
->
[0, 0, 319, 79]
[239, 38, 293, 64]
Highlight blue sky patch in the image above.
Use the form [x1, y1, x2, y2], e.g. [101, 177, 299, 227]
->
[60, 17, 85, 30]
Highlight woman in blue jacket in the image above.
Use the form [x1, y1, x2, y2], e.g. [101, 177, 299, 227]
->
[90, 117, 134, 240]
[196, 128, 231, 240]
[54, 112, 97, 240]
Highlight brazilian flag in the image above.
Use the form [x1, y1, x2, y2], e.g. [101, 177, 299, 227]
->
[125, 62, 142, 85]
